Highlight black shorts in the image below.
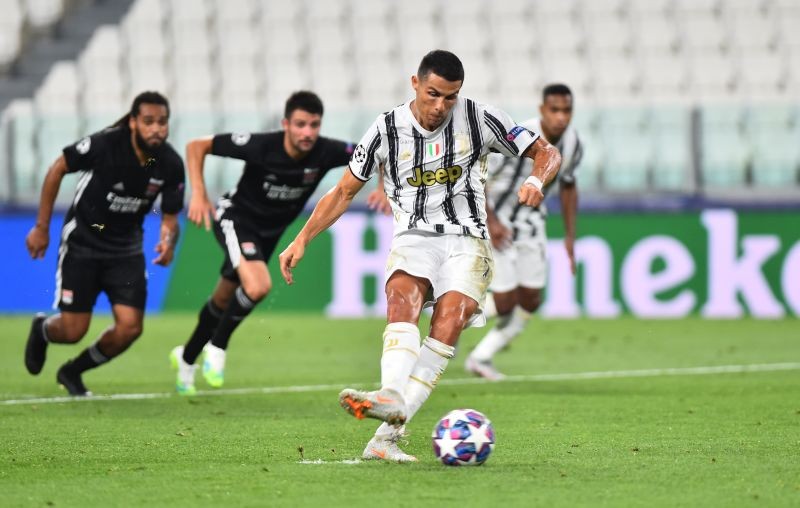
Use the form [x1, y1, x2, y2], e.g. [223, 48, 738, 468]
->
[54, 246, 147, 312]
[213, 210, 281, 282]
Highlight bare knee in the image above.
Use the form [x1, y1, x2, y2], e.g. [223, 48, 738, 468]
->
[492, 290, 517, 316]
[241, 279, 270, 302]
[58, 320, 90, 343]
[517, 287, 543, 313]
[115, 320, 143, 342]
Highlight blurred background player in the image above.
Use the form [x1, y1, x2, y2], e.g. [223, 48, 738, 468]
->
[466, 83, 582, 380]
[279, 50, 561, 462]
[170, 91, 387, 394]
[23, 91, 185, 396]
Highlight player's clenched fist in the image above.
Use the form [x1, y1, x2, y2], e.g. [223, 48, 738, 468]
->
[279, 240, 306, 285]
[517, 183, 544, 208]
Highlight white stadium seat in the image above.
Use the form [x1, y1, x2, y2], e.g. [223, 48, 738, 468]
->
[24, 0, 64, 30]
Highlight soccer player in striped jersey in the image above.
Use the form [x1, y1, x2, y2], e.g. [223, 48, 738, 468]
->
[466, 84, 582, 380]
[23, 92, 185, 396]
[279, 50, 561, 462]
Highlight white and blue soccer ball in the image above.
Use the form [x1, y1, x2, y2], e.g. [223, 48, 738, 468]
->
[432, 409, 495, 466]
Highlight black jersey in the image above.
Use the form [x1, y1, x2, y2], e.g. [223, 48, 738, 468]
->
[60, 126, 185, 258]
[211, 131, 353, 234]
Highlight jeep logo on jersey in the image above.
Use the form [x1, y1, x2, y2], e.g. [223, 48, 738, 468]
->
[231, 132, 251, 146]
[406, 165, 463, 187]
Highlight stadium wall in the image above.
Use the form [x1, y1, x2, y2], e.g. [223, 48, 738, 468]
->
[2, 209, 798, 318]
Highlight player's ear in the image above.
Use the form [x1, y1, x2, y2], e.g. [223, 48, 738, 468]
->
[411, 74, 419, 91]
[281, 117, 289, 130]
[128, 114, 136, 131]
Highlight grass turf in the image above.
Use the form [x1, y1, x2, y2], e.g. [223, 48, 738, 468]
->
[0, 314, 798, 507]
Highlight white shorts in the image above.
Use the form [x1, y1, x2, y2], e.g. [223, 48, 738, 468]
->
[490, 218, 547, 293]
[386, 230, 494, 327]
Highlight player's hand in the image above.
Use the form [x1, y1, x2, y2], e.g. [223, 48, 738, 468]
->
[487, 216, 512, 250]
[279, 240, 306, 285]
[518, 182, 544, 208]
[153, 241, 175, 266]
[188, 194, 215, 231]
[25, 224, 49, 259]
[565, 236, 576, 275]
[366, 189, 392, 216]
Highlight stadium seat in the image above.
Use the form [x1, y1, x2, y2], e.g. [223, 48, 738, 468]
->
[168, 0, 210, 25]
[81, 25, 122, 69]
[263, 22, 307, 60]
[121, 0, 165, 26]
[171, 57, 215, 112]
[632, 16, 680, 54]
[4, 100, 37, 200]
[348, 0, 394, 25]
[494, 53, 542, 110]
[651, 108, 692, 191]
[598, 108, 653, 190]
[397, 19, 442, 64]
[24, 0, 64, 30]
[0, 0, 24, 68]
[306, 23, 351, 59]
[727, 9, 778, 51]
[639, 52, 689, 103]
[688, 53, 737, 101]
[539, 54, 590, 100]
[738, 50, 788, 100]
[396, 0, 439, 21]
[674, 0, 721, 16]
[218, 58, 262, 113]
[591, 55, 640, 103]
[748, 105, 800, 187]
[536, 0, 579, 19]
[210, 0, 257, 25]
[215, 23, 261, 59]
[569, 110, 602, 191]
[309, 56, 356, 112]
[681, 14, 730, 54]
[261, 0, 303, 24]
[777, 12, 800, 48]
[170, 24, 214, 60]
[443, 18, 490, 56]
[699, 106, 749, 188]
[352, 23, 397, 60]
[306, 0, 348, 23]
[357, 59, 406, 111]
[536, 17, 584, 56]
[579, 0, 628, 18]
[585, 14, 633, 57]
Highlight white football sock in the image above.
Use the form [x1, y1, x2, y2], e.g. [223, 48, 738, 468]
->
[380, 322, 421, 395]
[470, 306, 532, 362]
[374, 336, 455, 440]
[404, 336, 455, 423]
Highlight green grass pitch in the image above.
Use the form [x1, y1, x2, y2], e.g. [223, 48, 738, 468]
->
[1, 314, 798, 507]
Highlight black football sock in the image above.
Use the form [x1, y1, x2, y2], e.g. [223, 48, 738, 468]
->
[182, 299, 224, 364]
[67, 342, 111, 374]
[210, 287, 258, 350]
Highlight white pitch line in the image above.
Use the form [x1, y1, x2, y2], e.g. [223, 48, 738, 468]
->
[1, 362, 798, 407]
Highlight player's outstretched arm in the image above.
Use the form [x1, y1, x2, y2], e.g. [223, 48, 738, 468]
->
[25, 155, 69, 259]
[153, 213, 180, 266]
[518, 137, 561, 208]
[185, 136, 216, 231]
[279, 169, 366, 284]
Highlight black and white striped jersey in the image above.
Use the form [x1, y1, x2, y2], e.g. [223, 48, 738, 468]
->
[349, 97, 539, 239]
[486, 117, 582, 236]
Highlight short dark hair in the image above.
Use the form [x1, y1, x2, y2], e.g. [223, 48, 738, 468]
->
[543, 83, 573, 102]
[111, 91, 170, 129]
[417, 50, 464, 83]
[284, 91, 324, 119]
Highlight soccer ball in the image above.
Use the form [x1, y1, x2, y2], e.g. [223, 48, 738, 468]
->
[432, 409, 495, 466]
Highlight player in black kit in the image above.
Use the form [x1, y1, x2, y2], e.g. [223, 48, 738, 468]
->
[23, 91, 185, 396]
[170, 91, 385, 394]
